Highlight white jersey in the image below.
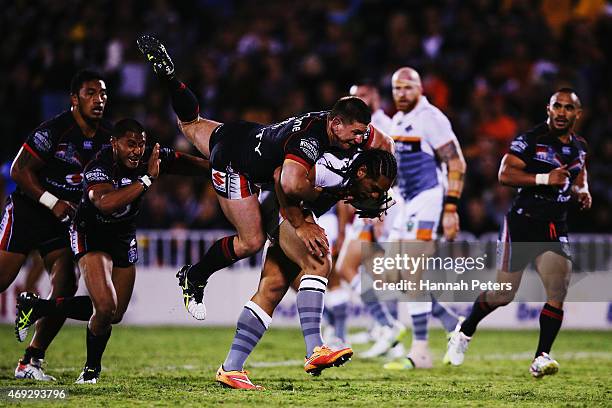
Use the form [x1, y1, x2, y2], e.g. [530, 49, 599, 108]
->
[389, 96, 458, 201]
[371, 109, 393, 134]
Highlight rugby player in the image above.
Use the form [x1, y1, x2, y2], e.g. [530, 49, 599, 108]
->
[2, 70, 111, 380]
[446, 88, 590, 378]
[383, 67, 465, 369]
[15, 119, 209, 383]
[136, 35, 390, 321]
[216, 149, 397, 390]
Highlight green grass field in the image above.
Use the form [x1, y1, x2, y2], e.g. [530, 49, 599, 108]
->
[0, 325, 610, 407]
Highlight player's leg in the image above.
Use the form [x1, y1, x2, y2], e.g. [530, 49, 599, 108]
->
[24, 252, 45, 293]
[110, 265, 136, 324]
[77, 252, 116, 384]
[0, 250, 26, 292]
[217, 242, 293, 390]
[529, 250, 571, 377]
[178, 191, 265, 319]
[137, 34, 220, 158]
[0, 195, 29, 291]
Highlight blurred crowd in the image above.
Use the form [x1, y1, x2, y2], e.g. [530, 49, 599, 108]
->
[1, 0, 611, 235]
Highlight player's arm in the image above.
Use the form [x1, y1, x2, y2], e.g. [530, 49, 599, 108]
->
[367, 125, 395, 154]
[335, 201, 354, 253]
[571, 164, 591, 210]
[435, 140, 466, 240]
[275, 165, 329, 256]
[498, 153, 569, 188]
[161, 151, 210, 175]
[88, 145, 160, 215]
[10, 145, 75, 221]
[280, 159, 321, 203]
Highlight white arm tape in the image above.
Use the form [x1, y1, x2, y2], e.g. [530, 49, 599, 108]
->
[140, 175, 152, 188]
[39, 191, 59, 210]
[535, 173, 549, 186]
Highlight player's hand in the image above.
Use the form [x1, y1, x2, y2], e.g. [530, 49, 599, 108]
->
[296, 221, 329, 257]
[548, 165, 570, 187]
[148, 143, 161, 178]
[577, 191, 592, 210]
[442, 206, 459, 241]
[52, 200, 76, 223]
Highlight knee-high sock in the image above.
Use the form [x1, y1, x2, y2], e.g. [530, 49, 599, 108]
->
[85, 326, 112, 369]
[36, 296, 93, 321]
[325, 287, 350, 341]
[223, 301, 272, 371]
[166, 78, 200, 123]
[411, 312, 430, 341]
[460, 291, 498, 337]
[386, 300, 399, 320]
[431, 295, 459, 332]
[297, 275, 328, 357]
[535, 303, 564, 358]
[187, 235, 239, 284]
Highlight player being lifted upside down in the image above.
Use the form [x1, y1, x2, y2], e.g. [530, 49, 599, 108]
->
[217, 149, 397, 390]
[445, 88, 591, 378]
[136, 35, 392, 321]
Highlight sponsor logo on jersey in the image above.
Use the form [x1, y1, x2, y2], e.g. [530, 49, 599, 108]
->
[404, 124, 413, 132]
[510, 137, 528, 153]
[211, 169, 227, 193]
[32, 129, 52, 153]
[83, 140, 94, 150]
[121, 177, 132, 186]
[534, 144, 562, 166]
[299, 138, 320, 162]
[562, 146, 571, 155]
[86, 168, 110, 183]
[65, 173, 84, 186]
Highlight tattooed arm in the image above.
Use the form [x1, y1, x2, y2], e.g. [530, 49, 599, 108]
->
[435, 140, 466, 240]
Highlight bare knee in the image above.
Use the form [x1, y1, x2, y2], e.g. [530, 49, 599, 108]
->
[487, 290, 516, 307]
[111, 312, 125, 324]
[93, 301, 117, 323]
[303, 256, 332, 279]
[239, 232, 266, 256]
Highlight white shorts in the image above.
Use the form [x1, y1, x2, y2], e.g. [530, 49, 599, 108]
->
[388, 186, 443, 241]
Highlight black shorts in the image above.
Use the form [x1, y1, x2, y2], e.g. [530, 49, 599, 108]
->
[0, 192, 70, 257]
[70, 224, 138, 268]
[497, 211, 571, 272]
[209, 121, 261, 200]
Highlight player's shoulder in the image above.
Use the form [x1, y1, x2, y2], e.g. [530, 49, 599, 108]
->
[97, 118, 114, 135]
[86, 146, 114, 171]
[573, 134, 588, 151]
[33, 110, 72, 135]
[416, 97, 450, 123]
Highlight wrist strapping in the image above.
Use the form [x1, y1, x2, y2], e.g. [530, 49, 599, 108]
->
[535, 173, 549, 185]
[39, 191, 59, 210]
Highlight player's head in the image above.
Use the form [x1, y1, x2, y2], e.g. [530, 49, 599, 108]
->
[70, 69, 107, 125]
[346, 149, 397, 201]
[111, 119, 147, 170]
[391, 66, 422, 112]
[328, 96, 371, 149]
[546, 88, 582, 134]
[349, 79, 380, 111]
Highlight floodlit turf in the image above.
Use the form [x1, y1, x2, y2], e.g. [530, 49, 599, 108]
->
[0, 324, 610, 407]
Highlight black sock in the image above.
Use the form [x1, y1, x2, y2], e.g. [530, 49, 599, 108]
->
[22, 346, 44, 364]
[460, 291, 497, 337]
[535, 303, 564, 358]
[165, 78, 199, 122]
[37, 296, 93, 321]
[86, 326, 112, 369]
[188, 235, 239, 284]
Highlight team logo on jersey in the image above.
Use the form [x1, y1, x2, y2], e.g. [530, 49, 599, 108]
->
[510, 136, 528, 154]
[404, 124, 413, 132]
[562, 146, 571, 155]
[55, 143, 82, 166]
[32, 129, 52, 153]
[534, 144, 562, 166]
[299, 138, 320, 162]
[83, 140, 94, 150]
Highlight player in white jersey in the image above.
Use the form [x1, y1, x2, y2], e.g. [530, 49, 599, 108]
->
[383, 67, 466, 370]
[217, 149, 396, 390]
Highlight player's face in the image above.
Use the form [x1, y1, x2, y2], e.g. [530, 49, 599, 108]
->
[351, 167, 392, 200]
[74, 80, 107, 123]
[392, 80, 421, 112]
[547, 92, 582, 133]
[330, 117, 368, 150]
[112, 132, 147, 169]
[349, 85, 378, 110]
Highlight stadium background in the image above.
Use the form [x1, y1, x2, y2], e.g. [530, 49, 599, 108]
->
[1, 1, 611, 328]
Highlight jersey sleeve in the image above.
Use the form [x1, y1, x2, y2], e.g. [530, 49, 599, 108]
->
[83, 163, 113, 191]
[426, 111, 459, 150]
[507, 132, 533, 163]
[284, 135, 322, 171]
[23, 126, 58, 162]
[158, 146, 178, 174]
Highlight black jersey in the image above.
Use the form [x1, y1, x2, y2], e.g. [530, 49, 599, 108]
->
[74, 146, 177, 234]
[507, 122, 588, 222]
[20, 110, 112, 203]
[210, 111, 332, 184]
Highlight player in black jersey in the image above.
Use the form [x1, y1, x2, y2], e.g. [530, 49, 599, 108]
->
[137, 35, 379, 321]
[15, 119, 209, 383]
[2, 70, 111, 381]
[446, 88, 591, 378]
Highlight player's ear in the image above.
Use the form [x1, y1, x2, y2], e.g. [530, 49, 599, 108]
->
[70, 92, 78, 108]
[356, 164, 367, 179]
